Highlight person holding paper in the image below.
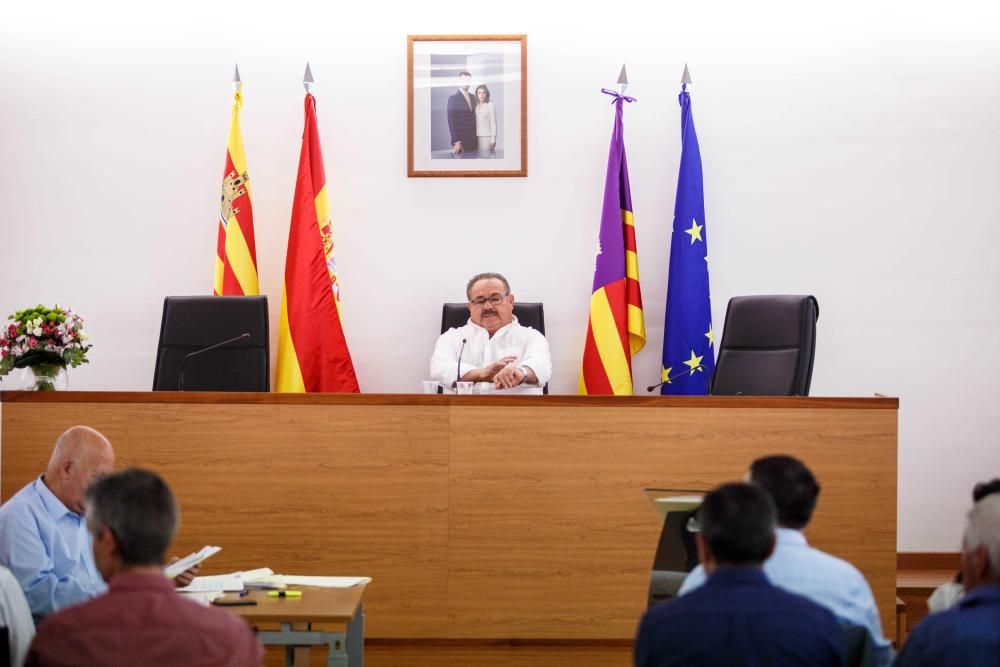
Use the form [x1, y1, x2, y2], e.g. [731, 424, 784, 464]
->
[0, 425, 197, 621]
[25, 468, 263, 666]
[430, 273, 551, 394]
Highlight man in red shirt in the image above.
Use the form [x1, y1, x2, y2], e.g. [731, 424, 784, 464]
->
[25, 468, 263, 666]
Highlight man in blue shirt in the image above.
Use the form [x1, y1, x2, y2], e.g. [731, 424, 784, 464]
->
[895, 494, 1000, 666]
[634, 482, 844, 667]
[0, 426, 114, 620]
[678, 455, 891, 664]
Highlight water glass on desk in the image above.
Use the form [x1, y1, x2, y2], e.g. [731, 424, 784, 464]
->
[456, 381, 474, 394]
[422, 380, 440, 394]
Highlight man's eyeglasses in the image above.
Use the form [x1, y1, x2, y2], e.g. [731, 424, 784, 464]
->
[469, 293, 509, 307]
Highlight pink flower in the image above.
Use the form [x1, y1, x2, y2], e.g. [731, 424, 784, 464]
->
[27, 338, 38, 349]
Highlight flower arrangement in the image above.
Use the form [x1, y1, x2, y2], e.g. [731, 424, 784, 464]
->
[0, 305, 91, 390]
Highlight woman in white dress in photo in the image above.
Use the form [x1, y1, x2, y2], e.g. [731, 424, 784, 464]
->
[474, 84, 497, 155]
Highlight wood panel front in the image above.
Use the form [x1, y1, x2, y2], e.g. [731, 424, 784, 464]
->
[0, 399, 450, 638]
[0, 393, 897, 654]
[448, 404, 898, 639]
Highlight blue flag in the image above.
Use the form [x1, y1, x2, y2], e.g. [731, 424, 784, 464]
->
[660, 83, 714, 395]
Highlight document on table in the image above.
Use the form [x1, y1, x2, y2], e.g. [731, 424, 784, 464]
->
[178, 590, 225, 606]
[164, 545, 222, 579]
[178, 573, 244, 592]
[280, 575, 371, 588]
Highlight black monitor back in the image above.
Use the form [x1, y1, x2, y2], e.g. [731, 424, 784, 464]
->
[152, 296, 269, 392]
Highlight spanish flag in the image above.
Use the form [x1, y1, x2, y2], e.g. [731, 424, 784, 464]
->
[214, 83, 259, 296]
[275, 93, 360, 393]
[579, 90, 645, 395]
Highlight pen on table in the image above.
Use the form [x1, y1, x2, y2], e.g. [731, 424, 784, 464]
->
[268, 590, 302, 598]
[239, 590, 250, 597]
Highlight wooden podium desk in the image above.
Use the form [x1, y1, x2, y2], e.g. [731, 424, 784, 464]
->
[0, 392, 898, 667]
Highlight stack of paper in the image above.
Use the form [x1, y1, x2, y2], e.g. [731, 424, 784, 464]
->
[178, 573, 244, 593]
[281, 575, 371, 588]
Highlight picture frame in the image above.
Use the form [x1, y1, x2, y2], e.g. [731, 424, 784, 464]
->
[407, 34, 527, 177]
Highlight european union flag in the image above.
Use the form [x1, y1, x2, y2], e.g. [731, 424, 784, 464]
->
[660, 83, 714, 395]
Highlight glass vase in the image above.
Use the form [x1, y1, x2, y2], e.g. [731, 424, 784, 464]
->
[18, 364, 69, 391]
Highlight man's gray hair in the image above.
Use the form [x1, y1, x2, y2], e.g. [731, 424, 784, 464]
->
[86, 468, 178, 567]
[466, 273, 511, 300]
[965, 494, 1000, 575]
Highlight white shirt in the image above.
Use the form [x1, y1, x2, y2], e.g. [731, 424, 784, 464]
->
[430, 317, 551, 394]
[0, 565, 35, 667]
[678, 527, 892, 665]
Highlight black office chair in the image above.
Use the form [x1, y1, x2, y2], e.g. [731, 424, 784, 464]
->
[152, 296, 269, 392]
[842, 623, 876, 667]
[711, 295, 819, 396]
[441, 302, 545, 335]
[441, 302, 547, 393]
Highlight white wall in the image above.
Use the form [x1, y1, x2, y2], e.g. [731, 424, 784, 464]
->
[2, 0, 998, 551]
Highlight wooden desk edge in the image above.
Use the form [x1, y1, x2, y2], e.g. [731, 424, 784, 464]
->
[0, 391, 900, 409]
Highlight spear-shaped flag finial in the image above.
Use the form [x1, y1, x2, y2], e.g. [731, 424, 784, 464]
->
[681, 63, 692, 86]
[303, 62, 315, 93]
[618, 63, 629, 96]
[232, 63, 242, 92]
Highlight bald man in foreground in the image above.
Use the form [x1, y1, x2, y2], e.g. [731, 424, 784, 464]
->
[0, 426, 115, 620]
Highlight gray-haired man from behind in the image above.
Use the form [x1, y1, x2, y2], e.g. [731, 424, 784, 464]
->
[25, 468, 263, 666]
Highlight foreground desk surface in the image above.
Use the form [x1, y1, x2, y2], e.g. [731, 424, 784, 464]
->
[233, 585, 366, 667]
[0, 392, 898, 666]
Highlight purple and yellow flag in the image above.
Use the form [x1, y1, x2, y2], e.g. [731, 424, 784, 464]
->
[579, 90, 645, 395]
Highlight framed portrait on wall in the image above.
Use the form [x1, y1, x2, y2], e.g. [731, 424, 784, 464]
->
[407, 35, 527, 177]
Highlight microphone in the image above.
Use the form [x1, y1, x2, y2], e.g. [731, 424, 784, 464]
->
[178, 332, 250, 391]
[455, 338, 468, 389]
[646, 364, 711, 393]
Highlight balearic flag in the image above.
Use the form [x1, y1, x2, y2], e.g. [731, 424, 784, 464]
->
[660, 82, 714, 395]
[579, 89, 645, 395]
[275, 93, 360, 393]
[214, 83, 259, 296]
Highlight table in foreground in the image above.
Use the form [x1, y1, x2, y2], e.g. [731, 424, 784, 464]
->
[230, 585, 366, 667]
[0, 392, 898, 667]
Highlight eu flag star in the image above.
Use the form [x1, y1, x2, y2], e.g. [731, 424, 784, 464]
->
[661, 366, 672, 384]
[685, 219, 703, 245]
[684, 350, 704, 374]
[705, 324, 714, 348]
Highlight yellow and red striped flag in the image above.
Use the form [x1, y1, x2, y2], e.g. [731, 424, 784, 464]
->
[214, 82, 259, 296]
[275, 93, 360, 393]
[579, 90, 645, 395]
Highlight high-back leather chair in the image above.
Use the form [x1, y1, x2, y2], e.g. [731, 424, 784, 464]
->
[441, 302, 545, 335]
[441, 302, 547, 393]
[153, 296, 269, 392]
[711, 295, 819, 396]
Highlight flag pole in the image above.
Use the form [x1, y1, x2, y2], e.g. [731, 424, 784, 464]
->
[617, 63, 628, 96]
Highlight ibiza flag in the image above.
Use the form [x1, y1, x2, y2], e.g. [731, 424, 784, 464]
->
[214, 83, 259, 296]
[579, 90, 645, 395]
[275, 93, 360, 393]
[660, 82, 714, 395]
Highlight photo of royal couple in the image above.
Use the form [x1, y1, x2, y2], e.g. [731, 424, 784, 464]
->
[430, 55, 505, 160]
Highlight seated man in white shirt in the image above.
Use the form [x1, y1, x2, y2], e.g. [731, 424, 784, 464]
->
[430, 273, 551, 394]
[677, 455, 892, 666]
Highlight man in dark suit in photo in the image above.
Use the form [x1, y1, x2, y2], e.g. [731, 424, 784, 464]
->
[447, 71, 478, 156]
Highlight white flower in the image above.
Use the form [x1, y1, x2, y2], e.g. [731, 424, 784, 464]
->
[32, 327, 42, 337]
[79, 330, 89, 341]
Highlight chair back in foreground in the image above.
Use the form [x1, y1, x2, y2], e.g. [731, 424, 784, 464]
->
[711, 295, 819, 396]
[152, 296, 269, 392]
